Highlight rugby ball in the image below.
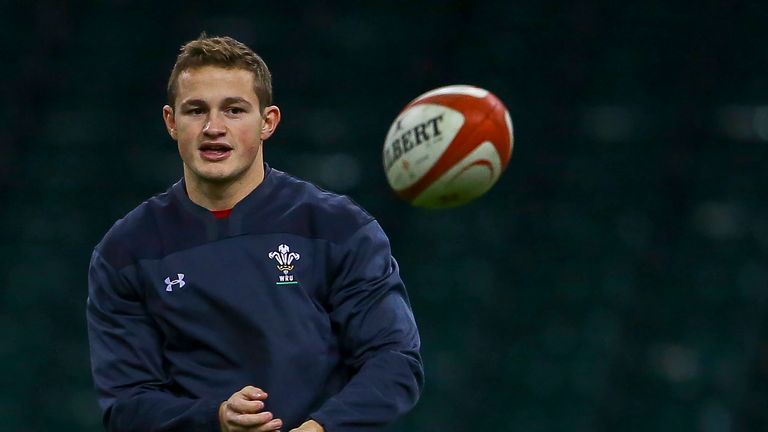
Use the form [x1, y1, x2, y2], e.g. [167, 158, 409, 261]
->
[382, 85, 513, 208]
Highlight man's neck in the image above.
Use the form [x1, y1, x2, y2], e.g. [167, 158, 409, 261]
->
[184, 167, 264, 211]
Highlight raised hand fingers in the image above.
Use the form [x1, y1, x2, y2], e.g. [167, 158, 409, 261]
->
[229, 386, 268, 412]
[220, 386, 282, 432]
[252, 417, 283, 431]
[227, 397, 264, 414]
[222, 409, 282, 430]
[239, 386, 268, 401]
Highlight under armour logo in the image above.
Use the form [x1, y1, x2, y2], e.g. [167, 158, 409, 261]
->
[164, 274, 185, 291]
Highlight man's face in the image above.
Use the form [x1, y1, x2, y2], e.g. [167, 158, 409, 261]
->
[163, 66, 280, 187]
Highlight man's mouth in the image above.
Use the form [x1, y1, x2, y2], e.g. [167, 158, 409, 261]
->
[199, 143, 233, 161]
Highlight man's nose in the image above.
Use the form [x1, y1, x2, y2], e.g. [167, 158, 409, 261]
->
[203, 112, 226, 136]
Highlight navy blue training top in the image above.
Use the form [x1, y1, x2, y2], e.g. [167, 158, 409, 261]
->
[86, 165, 424, 431]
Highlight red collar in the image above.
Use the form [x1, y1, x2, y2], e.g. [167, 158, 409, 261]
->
[211, 209, 232, 219]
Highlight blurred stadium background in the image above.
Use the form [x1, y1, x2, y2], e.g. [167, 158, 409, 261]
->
[2, 1, 767, 431]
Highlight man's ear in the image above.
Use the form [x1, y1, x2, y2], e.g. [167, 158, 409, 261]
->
[162, 105, 177, 140]
[260, 105, 281, 141]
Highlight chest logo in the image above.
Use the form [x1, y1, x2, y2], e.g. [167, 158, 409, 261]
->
[268, 244, 300, 285]
[164, 273, 185, 291]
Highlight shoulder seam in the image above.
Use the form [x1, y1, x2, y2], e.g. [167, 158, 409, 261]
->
[278, 168, 374, 221]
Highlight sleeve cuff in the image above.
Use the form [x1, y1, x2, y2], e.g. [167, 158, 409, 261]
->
[203, 399, 224, 431]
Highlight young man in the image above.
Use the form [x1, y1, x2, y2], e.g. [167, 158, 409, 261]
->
[87, 35, 424, 432]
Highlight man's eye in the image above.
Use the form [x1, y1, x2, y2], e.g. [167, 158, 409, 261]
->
[227, 107, 245, 114]
[186, 108, 204, 115]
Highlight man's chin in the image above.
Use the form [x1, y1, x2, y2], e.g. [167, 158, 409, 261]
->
[188, 167, 238, 185]
[184, 162, 261, 187]
[199, 173, 237, 184]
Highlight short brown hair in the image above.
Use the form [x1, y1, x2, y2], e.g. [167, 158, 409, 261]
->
[167, 34, 272, 111]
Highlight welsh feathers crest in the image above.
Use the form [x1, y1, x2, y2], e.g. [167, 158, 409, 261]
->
[268, 244, 300, 275]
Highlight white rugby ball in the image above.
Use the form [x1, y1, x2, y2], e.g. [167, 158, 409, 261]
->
[382, 85, 513, 208]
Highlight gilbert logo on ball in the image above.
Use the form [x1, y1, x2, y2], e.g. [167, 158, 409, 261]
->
[383, 85, 513, 208]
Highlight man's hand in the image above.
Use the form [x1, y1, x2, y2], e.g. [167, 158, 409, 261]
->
[289, 419, 325, 432]
[219, 386, 283, 432]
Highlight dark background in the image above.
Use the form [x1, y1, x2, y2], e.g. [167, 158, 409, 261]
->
[2, 1, 768, 431]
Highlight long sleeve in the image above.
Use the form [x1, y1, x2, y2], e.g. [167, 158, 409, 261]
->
[310, 220, 424, 431]
[86, 250, 221, 432]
